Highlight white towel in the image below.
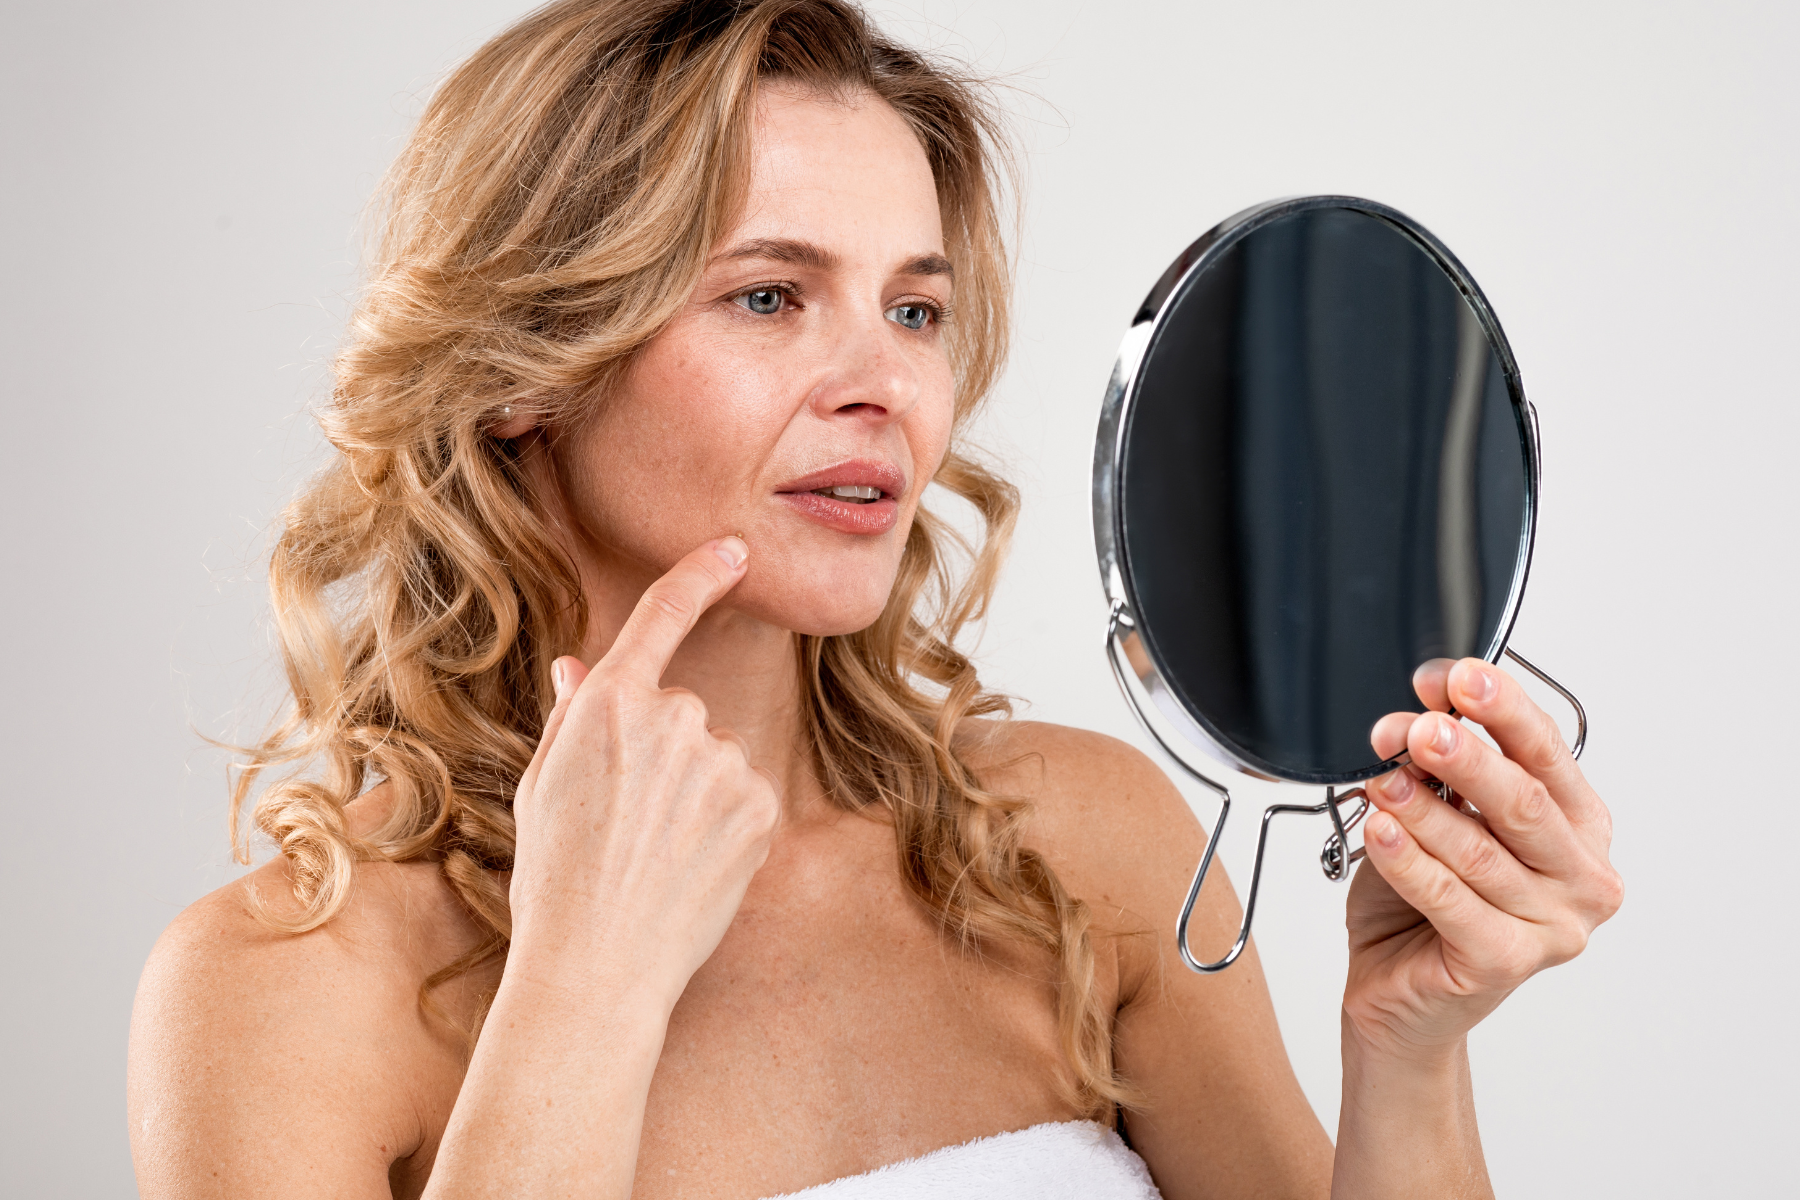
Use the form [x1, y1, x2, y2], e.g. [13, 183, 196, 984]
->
[762, 1120, 1163, 1200]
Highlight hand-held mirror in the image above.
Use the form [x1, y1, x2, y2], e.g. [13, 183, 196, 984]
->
[1092, 196, 1588, 973]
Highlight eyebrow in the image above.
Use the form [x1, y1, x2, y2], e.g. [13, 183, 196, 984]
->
[899, 252, 955, 281]
[715, 237, 954, 282]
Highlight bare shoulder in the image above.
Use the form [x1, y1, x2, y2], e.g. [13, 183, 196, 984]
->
[134, 853, 471, 1051]
[962, 719, 1199, 848]
[959, 719, 1209, 949]
[128, 801, 495, 1198]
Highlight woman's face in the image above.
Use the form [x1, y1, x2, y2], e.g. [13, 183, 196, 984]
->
[553, 84, 956, 637]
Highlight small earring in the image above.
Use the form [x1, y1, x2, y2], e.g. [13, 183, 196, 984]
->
[500, 404, 514, 417]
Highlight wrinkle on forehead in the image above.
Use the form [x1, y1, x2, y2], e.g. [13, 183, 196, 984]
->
[732, 83, 943, 253]
[713, 236, 953, 283]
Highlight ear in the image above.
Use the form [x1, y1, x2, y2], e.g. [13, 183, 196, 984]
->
[491, 405, 537, 439]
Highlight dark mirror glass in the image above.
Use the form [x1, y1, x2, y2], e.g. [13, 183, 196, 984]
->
[1119, 205, 1531, 782]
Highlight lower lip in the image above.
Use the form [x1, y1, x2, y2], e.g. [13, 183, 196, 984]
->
[777, 492, 899, 535]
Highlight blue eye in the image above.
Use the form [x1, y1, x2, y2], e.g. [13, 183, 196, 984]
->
[738, 289, 783, 315]
[887, 303, 931, 330]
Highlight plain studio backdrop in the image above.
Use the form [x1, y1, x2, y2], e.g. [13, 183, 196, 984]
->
[2, 0, 1794, 1194]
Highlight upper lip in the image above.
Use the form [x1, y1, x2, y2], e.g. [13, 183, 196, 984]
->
[776, 458, 907, 500]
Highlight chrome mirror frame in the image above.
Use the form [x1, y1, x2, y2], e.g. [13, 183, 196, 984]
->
[1092, 195, 1588, 973]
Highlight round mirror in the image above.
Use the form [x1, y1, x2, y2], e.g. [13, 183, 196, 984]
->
[1094, 197, 1536, 785]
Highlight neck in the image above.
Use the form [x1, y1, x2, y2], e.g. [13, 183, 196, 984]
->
[573, 548, 820, 818]
[521, 436, 822, 818]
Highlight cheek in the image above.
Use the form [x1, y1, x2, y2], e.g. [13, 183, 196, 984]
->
[909, 363, 958, 480]
[563, 334, 793, 564]
[729, 357, 959, 638]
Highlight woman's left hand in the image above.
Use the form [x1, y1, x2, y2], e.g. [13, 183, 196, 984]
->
[1343, 656, 1623, 1061]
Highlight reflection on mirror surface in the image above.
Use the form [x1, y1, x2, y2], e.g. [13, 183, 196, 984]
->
[1121, 206, 1530, 781]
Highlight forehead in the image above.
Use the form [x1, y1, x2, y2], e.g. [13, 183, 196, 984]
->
[732, 84, 944, 254]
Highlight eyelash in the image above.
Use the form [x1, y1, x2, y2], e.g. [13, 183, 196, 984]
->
[733, 280, 800, 310]
[729, 282, 952, 326]
[895, 297, 952, 327]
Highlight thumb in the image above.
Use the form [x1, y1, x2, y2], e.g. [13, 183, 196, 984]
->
[518, 655, 593, 804]
[539, 655, 592, 748]
[551, 654, 591, 705]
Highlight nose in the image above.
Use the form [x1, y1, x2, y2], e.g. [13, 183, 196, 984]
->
[806, 306, 922, 426]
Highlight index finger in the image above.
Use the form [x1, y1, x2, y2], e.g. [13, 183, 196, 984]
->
[604, 536, 749, 685]
[1444, 657, 1609, 834]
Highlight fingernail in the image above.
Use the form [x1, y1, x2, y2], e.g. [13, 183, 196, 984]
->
[1414, 658, 1453, 685]
[1377, 770, 1415, 806]
[1431, 715, 1459, 755]
[1464, 663, 1498, 703]
[713, 535, 748, 569]
[551, 658, 569, 701]
[1368, 811, 1404, 849]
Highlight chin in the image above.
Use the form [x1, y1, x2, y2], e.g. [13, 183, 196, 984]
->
[728, 560, 898, 638]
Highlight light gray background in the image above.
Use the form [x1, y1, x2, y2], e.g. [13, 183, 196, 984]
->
[3, 0, 1794, 1194]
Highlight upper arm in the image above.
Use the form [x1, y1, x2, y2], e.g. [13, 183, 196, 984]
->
[127, 873, 418, 1200]
[992, 722, 1334, 1200]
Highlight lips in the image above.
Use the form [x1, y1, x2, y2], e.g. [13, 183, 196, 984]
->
[775, 458, 906, 535]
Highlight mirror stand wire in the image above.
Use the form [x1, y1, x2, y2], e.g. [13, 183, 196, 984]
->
[1102, 602, 1238, 972]
[1106, 601, 1355, 972]
[1316, 650, 1586, 890]
[1502, 647, 1589, 760]
[1107, 603, 1591, 975]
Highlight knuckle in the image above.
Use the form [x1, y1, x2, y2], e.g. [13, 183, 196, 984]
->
[1527, 710, 1569, 773]
[1418, 865, 1461, 914]
[1591, 802, 1616, 847]
[1591, 866, 1625, 919]
[752, 788, 781, 832]
[737, 765, 781, 816]
[1514, 779, 1555, 829]
[1460, 832, 1507, 884]
[1546, 920, 1588, 966]
[719, 782, 779, 847]
[664, 689, 708, 725]
[643, 585, 697, 625]
[1528, 744, 1566, 781]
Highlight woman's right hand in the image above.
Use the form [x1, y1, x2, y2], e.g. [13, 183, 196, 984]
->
[505, 535, 782, 1005]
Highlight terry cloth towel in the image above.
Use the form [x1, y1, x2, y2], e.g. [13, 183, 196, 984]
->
[762, 1120, 1163, 1200]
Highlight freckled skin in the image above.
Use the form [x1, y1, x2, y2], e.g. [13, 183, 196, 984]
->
[545, 89, 955, 642]
[127, 85, 1617, 1200]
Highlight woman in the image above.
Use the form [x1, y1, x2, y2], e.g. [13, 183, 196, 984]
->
[127, 1, 1622, 1196]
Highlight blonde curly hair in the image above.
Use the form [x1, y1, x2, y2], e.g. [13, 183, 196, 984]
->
[233, 0, 1131, 1116]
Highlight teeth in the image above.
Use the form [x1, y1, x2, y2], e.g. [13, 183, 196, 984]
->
[814, 484, 882, 502]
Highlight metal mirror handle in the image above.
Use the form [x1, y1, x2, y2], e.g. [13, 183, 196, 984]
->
[1104, 602, 1588, 975]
